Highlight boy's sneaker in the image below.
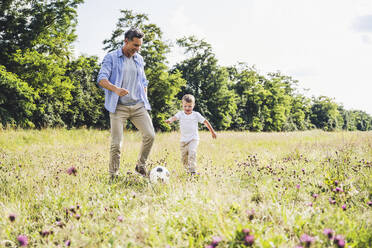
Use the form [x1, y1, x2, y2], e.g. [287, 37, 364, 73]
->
[188, 171, 200, 180]
[109, 174, 119, 182]
[135, 164, 148, 177]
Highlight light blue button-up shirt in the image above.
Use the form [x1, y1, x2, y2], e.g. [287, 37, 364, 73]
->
[97, 48, 151, 113]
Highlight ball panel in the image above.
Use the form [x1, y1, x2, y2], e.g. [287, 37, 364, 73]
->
[149, 166, 170, 184]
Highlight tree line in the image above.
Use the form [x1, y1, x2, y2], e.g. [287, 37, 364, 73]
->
[1, 1, 371, 131]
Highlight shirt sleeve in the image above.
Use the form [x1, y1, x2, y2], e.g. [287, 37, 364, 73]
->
[140, 57, 149, 87]
[97, 53, 112, 85]
[196, 112, 205, 123]
[174, 111, 182, 120]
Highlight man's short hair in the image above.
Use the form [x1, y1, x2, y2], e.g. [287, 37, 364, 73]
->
[124, 28, 144, 41]
[182, 94, 195, 104]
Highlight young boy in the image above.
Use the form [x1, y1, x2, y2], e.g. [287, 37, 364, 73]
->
[165, 94, 217, 174]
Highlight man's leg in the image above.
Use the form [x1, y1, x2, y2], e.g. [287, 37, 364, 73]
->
[130, 103, 155, 175]
[109, 105, 129, 177]
[187, 139, 199, 173]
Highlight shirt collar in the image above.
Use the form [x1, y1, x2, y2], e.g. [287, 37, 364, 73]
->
[116, 48, 139, 63]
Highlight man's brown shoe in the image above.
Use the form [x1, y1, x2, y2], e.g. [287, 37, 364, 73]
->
[135, 164, 148, 177]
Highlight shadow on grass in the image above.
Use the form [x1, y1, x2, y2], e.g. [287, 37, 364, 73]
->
[108, 172, 149, 190]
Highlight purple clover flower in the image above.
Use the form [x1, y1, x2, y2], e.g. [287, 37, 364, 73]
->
[211, 236, 222, 246]
[312, 193, 318, 199]
[342, 204, 346, 211]
[334, 187, 343, 193]
[244, 235, 255, 246]
[323, 228, 334, 240]
[55, 221, 65, 228]
[296, 184, 300, 189]
[9, 213, 16, 222]
[337, 239, 345, 248]
[367, 201, 372, 207]
[300, 234, 315, 247]
[17, 235, 28, 247]
[69, 206, 76, 213]
[246, 209, 255, 220]
[40, 230, 53, 237]
[66, 166, 77, 176]
[334, 235, 345, 248]
[118, 216, 123, 222]
[65, 240, 71, 246]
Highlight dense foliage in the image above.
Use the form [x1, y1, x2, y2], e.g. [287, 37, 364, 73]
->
[0, 3, 371, 130]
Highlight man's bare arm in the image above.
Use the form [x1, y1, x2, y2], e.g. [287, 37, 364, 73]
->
[98, 79, 129, 97]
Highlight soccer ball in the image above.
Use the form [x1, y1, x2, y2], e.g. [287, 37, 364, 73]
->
[149, 166, 170, 184]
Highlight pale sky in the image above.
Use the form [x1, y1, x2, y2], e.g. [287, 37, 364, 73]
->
[74, 0, 372, 115]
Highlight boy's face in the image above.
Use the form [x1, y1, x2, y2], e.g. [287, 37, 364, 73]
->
[182, 101, 194, 114]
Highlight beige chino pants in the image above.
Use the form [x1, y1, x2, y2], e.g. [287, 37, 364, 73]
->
[109, 102, 155, 175]
[180, 139, 199, 173]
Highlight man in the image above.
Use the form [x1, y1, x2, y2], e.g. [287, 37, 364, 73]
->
[97, 28, 155, 180]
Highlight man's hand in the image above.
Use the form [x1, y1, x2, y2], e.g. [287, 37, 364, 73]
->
[115, 87, 129, 97]
[98, 79, 129, 97]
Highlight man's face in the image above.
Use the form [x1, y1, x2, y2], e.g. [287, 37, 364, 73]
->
[124, 37, 142, 57]
[182, 101, 194, 114]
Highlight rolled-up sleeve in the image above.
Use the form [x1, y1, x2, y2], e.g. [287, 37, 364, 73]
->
[97, 54, 112, 84]
[142, 71, 149, 87]
[139, 56, 148, 87]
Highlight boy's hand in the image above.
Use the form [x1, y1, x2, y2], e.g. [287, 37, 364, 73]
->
[211, 131, 217, 139]
[165, 119, 171, 124]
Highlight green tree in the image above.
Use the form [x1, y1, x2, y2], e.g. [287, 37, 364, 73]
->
[310, 96, 342, 131]
[173, 36, 237, 130]
[353, 110, 372, 131]
[14, 46, 74, 127]
[0, 0, 83, 72]
[266, 72, 312, 131]
[102, 9, 185, 131]
[228, 65, 310, 131]
[285, 94, 313, 131]
[227, 63, 264, 130]
[0, 66, 37, 128]
[1, 0, 84, 127]
[63, 56, 108, 128]
[338, 106, 356, 131]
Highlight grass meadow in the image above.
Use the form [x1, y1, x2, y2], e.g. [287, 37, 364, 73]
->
[0, 129, 371, 247]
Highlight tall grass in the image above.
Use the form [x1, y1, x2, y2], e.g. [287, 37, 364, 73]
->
[0, 129, 371, 247]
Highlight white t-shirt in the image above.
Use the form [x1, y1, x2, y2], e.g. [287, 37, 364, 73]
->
[174, 111, 205, 142]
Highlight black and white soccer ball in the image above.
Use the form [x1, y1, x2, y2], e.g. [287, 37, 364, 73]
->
[149, 166, 170, 184]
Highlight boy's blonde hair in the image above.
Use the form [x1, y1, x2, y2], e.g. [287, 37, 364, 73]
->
[182, 94, 195, 104]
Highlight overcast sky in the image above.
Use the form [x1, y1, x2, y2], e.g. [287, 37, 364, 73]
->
[74, 0, 372, 115]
